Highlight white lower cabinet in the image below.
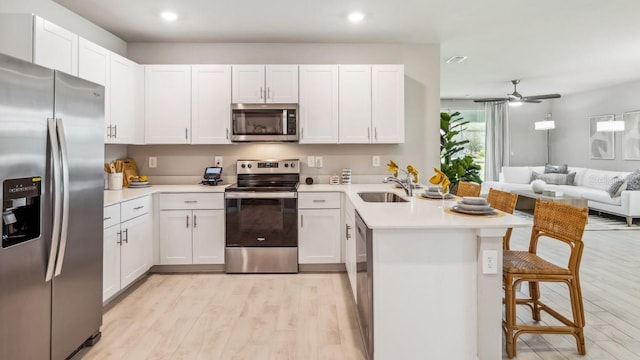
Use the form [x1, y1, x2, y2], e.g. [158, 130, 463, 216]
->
[343, 197, 357, 301]
[103, 196, 153, 302]
[158, 193, 225, 265]
[298, 192, 341, 264]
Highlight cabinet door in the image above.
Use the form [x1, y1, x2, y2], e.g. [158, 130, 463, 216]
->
[344, 210, 357, 301]
[78, 38, 111, 142]
[33, 16, 78, 76]
[103, 224, 121, 302]
[266, 65, 298, 103]
[232, 65, 265, 103]
[159, 210, 193, 265]
[299, 209, 341, 264]
[111, 53, 143, 144]
[120, 213, 152, 288]
[299, 65, 338, 143]
[192, 210, 225, 264]
[339, 65, 372, 144]
[191, 65, 231, 144]
[145, 65, 192, 143]
[372, 65, 405, 143]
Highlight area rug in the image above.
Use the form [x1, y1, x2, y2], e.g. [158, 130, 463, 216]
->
[513, 211, 640, 231]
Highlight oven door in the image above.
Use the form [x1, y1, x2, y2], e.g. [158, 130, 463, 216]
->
[225, 192, 297, 247]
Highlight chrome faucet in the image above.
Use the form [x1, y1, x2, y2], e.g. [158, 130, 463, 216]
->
[383, 170, 413, 197]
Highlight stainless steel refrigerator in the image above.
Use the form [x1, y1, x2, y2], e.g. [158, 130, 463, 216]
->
[0, 53, 104, 359]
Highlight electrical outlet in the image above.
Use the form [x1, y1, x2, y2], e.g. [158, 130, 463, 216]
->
[307, 156, 315, 168]
[372, 155, 380, 167]
[214, 156, 223, 167]
[315, 156, 323, 168]
[482, 250, 498, 274]
[148, 157, 157, 169]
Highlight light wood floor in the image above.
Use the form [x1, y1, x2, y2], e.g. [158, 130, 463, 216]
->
[75, 227, 640, 360]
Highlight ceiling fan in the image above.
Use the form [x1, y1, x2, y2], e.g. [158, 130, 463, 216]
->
[473, 80, 561, 105]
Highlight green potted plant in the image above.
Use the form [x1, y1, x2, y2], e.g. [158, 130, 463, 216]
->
[440, 111, 482, 187]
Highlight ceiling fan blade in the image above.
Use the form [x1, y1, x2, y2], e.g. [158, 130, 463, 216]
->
[526, 93, 561, 100]
[523, 99, 542, 103]
[473, 98, 508, 103]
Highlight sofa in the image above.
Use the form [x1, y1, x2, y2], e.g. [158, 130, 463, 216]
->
[481, 166, 640, 226]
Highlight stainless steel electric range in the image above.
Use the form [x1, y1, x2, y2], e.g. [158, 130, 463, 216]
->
[224, 159, 300, 273]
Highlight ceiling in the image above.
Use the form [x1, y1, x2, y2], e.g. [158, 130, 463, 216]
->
[53, 0, 640, 99]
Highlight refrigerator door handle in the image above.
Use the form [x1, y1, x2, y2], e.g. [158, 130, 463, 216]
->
[46, 118, 62, 282]
[54, 118, 70, 277]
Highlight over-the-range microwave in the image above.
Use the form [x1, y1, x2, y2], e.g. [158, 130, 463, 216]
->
[230, 104, 298, 142]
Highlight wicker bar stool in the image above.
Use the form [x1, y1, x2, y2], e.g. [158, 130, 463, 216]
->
[503, 199, 588, 358]
[455, 181, 481, 197]
[486, 188, 518, 250]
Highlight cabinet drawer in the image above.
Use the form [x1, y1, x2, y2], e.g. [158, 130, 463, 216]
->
[159, 193, 224, 210]
[121, 195, 151, 222]
[298, 192, 341, 209]
[103, 204, 120, 228]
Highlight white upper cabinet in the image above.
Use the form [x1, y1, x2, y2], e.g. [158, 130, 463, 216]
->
[191, 65, 232, 144]
[110, 53, 144, 144]
[372, 65, 405, 143]
[339, 65, 372, 144]
[78, 38, 110, 141]
[339, 64, 405, 144]
[232, 65, 298, 104]
[299, 65, 339, 144]
[145, 65, 192, 144]
[33, 16, 78, 76]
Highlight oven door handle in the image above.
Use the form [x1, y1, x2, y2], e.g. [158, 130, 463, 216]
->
[225, 192, 297, 199]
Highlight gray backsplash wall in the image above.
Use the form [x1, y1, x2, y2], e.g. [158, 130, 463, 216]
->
[124, 42, 440, 184]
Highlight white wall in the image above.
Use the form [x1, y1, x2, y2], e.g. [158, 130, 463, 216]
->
[0, 0, 126, 55]
[126, 42, 440, 184]
[508, 103, 551, 166]
[550, 80, 640, 171]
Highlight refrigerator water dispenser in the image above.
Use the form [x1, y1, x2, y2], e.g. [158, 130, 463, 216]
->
[2, 177, 41, 248]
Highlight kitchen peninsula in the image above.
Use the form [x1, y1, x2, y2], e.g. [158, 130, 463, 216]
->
[105, 183, 529, 360]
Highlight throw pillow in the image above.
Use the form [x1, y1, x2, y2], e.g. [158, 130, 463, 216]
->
[544, 163, 569, 174]
[606, 176, 626, 198]
[626, 170, 640, 191]
[531, 171, 576, 185]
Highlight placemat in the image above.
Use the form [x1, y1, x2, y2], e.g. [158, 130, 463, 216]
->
[445, 207, 505, 218]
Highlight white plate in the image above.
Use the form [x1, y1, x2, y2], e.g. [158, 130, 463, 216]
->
[451, 205, 497, 215]
[461, 196, 488, 205]
[420, 192, 455, 199]
[455, 202, 493, 211]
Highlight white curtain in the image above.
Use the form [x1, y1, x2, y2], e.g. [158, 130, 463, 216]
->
[484, 102, 509, 181]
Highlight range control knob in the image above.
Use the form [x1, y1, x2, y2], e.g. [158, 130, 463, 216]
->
[247, 164, 252, 168]
[290, 163, 296, 168]
[241, 164, 246, 168]
[284, 163, 289, 168]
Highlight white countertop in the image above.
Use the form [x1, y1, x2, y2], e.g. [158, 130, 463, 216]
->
[104, 184, 228, 206]
[299, 183, 531, 230]
[105, 183, 530, 230]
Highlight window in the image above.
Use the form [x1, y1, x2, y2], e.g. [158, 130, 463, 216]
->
[440, 108, 486, 181]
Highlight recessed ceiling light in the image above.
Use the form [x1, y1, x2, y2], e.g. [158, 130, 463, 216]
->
[348, 12, 365, 23]
[161, 11, 178, 22]
[446, 56, 468, 64]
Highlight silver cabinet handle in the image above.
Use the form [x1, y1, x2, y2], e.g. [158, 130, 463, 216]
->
[117, 230, 122, 245]
[300, 214, 303, 228]
[226, 128, 229, 139]
[260, 87, 264, 99]
[301, 127, 304, 139]
[367, 127, 371, 140]
[374, 127, 378, 140]
[113, 124, 117, 139]
[123, 228, 129, 244]
[184, 200, 198, 203]
[107, 125, 112, 139]
[186, 215, 189, 228]
[103, 216, 111, 221]
[267, 87, 271, 99]
[185, 128, 189, 140]
[257, 237, 266, 242]
[133, 205, 144, 210]
[346, 224, 351, 239]
[312, 199, 326, 203]
[193, 215, 197, 228]
[55, 118, 70, 277]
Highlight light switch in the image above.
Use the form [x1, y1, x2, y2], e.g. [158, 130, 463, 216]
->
[372, 155, 380, 167]
[307, 156, 315, 168]
[315, 156, 323, 168]
[148, 157, 157, 169]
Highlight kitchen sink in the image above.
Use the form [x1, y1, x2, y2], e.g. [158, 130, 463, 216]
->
[358, 192, 408, 203]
